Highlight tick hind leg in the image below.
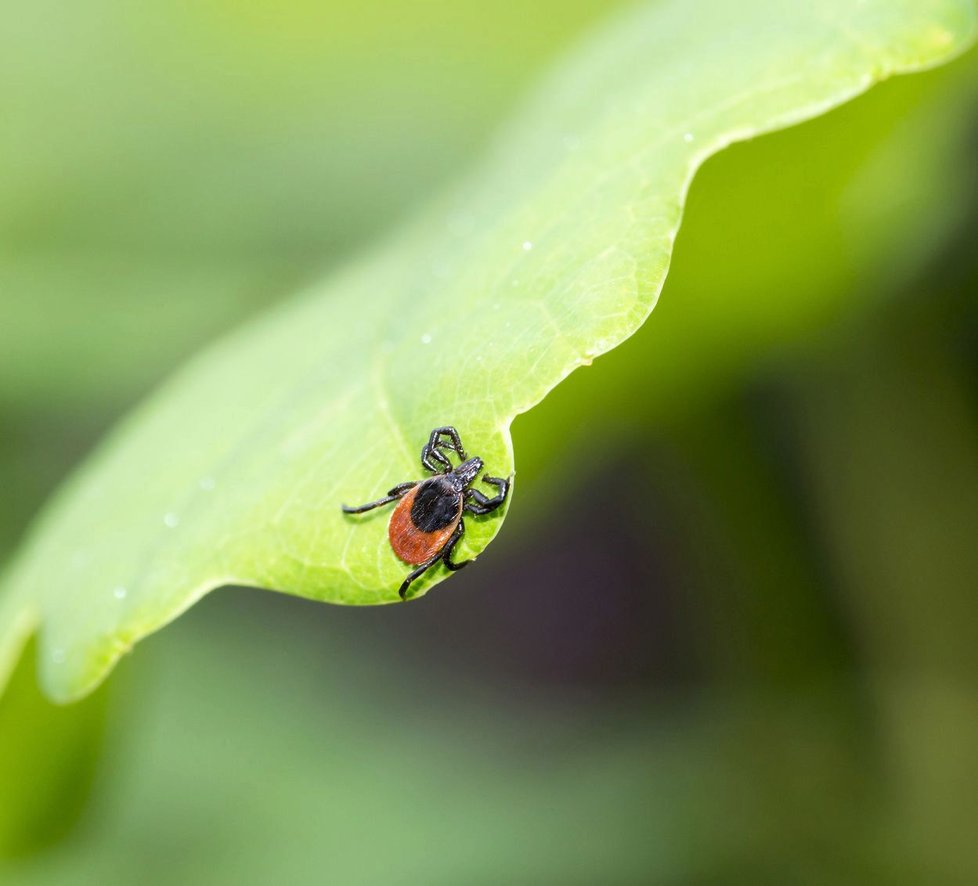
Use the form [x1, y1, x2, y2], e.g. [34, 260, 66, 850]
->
[398, 554, 441, 600]
[399, 520, 466, 599]
[464, 475, 509, 515]
[442, 518, 470, 571]
[421, 426, 466, 473]
[341, 481, 416, 514]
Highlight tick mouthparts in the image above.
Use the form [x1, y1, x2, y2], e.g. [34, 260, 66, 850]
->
[456, 456, 483, 483]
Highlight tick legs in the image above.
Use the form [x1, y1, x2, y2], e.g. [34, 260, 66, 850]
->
[421, 426, 466, 473]
[464, 475, 509, 515]
[442, 519, 470, 571]
[341, 481, 416, 514]
[399, 520, 467, 599]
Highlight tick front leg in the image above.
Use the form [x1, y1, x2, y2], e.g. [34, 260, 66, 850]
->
[421, 426, 466, 473]
[464, 475, 509, 515]
[429, 426, 466, 458]
[421, 447, 452, 473]
[341, 481, 416, 514]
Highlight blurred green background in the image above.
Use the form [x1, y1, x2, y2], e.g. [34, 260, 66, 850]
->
[3, 1, 978, 882]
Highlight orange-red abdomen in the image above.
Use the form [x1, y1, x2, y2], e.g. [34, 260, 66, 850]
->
[389, 481, 462, 565]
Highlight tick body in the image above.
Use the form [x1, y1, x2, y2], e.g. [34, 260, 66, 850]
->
[389, 480, 462, 565]
[342, 427, 509, 600]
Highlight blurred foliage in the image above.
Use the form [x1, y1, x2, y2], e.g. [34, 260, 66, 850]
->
[0, 640, 107, 858]
[0, 600, 888, 882]
[1, 0, 978, 881]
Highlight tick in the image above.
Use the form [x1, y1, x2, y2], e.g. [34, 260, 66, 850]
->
[341, 426, 510, 600]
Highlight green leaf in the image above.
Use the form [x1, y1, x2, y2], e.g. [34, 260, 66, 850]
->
[2, 0, 974, 702]
[0, 639, 108, 857]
